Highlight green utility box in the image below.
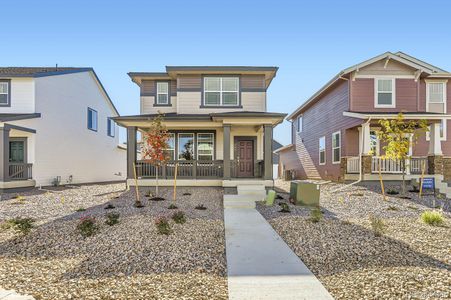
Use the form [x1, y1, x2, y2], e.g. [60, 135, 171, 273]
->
[290, 180, 320, 207]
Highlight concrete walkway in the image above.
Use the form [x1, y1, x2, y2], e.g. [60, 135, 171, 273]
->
[224, 188, 333, 300]
[0, 289, 34, 300]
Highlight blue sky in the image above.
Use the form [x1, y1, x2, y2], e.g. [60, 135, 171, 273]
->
[2, 0, 451, 144]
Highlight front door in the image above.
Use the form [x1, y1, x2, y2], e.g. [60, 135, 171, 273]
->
[9, 140, 25, 163]
[236, 140, 254, 177]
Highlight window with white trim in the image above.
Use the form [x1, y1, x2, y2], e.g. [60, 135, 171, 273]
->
[375, 78, 395, 107]
[426, 119, 447, 141]
[0, 81, 10, 105]
[197, 133, 214, 160]
[297, 116, 303, 133]
[204, 77, 239, 106]
[332, 131, 341, 164]
[428, 82, 445, 103]
[319, 136, 326, 165]
[165, 133, 175, 160]
[107, 118, 115, 137]
[156, 82, 169, 105]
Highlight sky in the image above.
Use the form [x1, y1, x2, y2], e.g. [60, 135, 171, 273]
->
[1, 0, 451, 145]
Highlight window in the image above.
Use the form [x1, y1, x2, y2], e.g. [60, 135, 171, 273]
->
[87, 108, 98, 131]
[204, 77, 239, 106]
[156, 82, 169, 105]
[297, 116, 303, 133]
[0, 80, 10, 106]
[319, 136, 326, 165]
[428, 82, 445, 103]
[197, 133, 214, 160]
[369, 130, 379, 156]
[426, 119, 447, 141]
[375, 78, 395, 107]
[332, 131, 341, 164]
[178, 133, 194, 160]
[165, 133, 175, 160]
[107, 118, 115, 137]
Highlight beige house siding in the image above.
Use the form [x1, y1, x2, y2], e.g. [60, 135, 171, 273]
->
[141, 96, 177, 114]
[215, 126, 263, 160]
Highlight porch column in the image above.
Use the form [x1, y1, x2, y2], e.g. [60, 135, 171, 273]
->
[126, 126, 137, 179]
[263, 124, 273, 180]
[0, 127, 10, 182]
[428, 122, 443, 175]
[360, 122, 372, 175]
[223, 124, 231, 180]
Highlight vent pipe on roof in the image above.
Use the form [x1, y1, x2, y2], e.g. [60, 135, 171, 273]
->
[55, 64, 58, 71]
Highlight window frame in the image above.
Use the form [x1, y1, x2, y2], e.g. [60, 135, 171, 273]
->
[331, 131, 341, 164]
[155, 81, 170, 106]
[107, 117, 115, 137]
[202, 76, 240, 107]
[196, 133, 215, 161]
[426, 80, 447, 113]
[319, 136, 326, 165]
[177, 133, 195, 160]
[165, 133, 176, 160]
[374, 77, 396, 108]
[0, 79, 11, 107]
[296, 116, 303, 133]
[87, 107, 98, 132]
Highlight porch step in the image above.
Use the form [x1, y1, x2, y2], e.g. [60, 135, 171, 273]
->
[224, 195, 257, 209]
[237, 185, 266, 201]
[436, 181, 451, 198]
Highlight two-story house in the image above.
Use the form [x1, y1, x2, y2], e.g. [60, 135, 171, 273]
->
[113, 66, 286, 188]
[0, 67, 126, 190]
[279, 52, 451, 190]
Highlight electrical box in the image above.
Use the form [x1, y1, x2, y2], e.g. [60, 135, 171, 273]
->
[290, 180, 320, 207]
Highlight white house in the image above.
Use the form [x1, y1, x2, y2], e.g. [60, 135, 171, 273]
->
[0, 67, 126, 190]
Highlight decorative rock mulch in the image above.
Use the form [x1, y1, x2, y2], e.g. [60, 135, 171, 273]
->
[258, 180, 451, 300]
[0, 184, 227, 300]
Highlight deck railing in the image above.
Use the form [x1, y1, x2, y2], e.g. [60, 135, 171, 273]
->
[8, 163, 33, 180]
[346, 157, 360, 174]
[372, 157, 403, 173]
[409, 157, 428, 174]
[346, 156, 428, 175]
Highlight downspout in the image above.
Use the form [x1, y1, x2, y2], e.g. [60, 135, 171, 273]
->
[331, 117, 372, 193]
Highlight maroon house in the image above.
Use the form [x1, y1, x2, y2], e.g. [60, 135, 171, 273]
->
[278, 52, 451, 191]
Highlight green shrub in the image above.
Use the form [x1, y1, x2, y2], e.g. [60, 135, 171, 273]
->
[279, 203, 291, 213]
[369, 215, 386, 237]
[195, 204, 207, 210]
[171, 211, 186, 224]
[387, 205, 399, 211]
[168, 203, 178, 209]
[1, 217, 34, 235]
[421, 210, 445, 226]
[309, 207, 322, 222]
[105, 212, 120, 226]
[155, 216, 171, 235]
[386, 189, 399, 195]
[75, 207, 86, 212]
[77, 216, 98, 237]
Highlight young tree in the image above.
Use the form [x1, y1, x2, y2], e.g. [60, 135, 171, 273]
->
[141, 113, 171, 199]
[377, 113, 428, 195]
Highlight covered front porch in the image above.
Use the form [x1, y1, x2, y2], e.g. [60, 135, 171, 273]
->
[341, 112, 450, 181]
[113, 112, 286, 187]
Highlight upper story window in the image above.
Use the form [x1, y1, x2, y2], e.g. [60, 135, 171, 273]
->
[426, 81, 447, 113]
[319, 136, 326, 165]
[332, 131, 341, 164]
[107, 118, 115, 137]
[156, 82, 169, 105]
[375, 78, 395, 108]
[87, 108, 98, 131]
[0, 80, 11, 106]
[296, 116, 303, 133]
[204, 77, 239, 106]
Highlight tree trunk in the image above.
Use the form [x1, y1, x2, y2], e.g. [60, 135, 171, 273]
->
[156, 165, 159, 197]
[401, 158, 406, 196]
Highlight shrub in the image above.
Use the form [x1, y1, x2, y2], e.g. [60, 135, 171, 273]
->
[279, 203, 291, 213]
[77, 216, 98, 237]
[386, 189, 399, 195]
[369, 215, 386, 237]
[105, 212, 120, 226]
[168, 203, 178, 209]
[155, 216, 171, 235]
[104, 203, 115, 210]
[75, 207, 86, 212]
[387, 205, 399, 211]
[1, 217, 34, 235]
[171, 211, 186, 224]
[309, 207, 322, 223]
[195, 204, 207, 210]
[421, 210, 445, 226]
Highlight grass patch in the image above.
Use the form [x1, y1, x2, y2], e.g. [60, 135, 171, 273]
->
[105, 212, 120, 226]
[155, 216, 171, 235]
[421, 210, 445, 226]
[369, 215, 386, 237]
[1, 217, 34, 235]
[309, 207, 322, 223]
[171, 211, 186, 224]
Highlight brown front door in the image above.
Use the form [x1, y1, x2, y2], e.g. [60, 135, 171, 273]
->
[236, 140, 254, 177]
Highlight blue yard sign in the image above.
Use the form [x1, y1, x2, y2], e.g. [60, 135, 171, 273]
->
[421, 178, 435, 195]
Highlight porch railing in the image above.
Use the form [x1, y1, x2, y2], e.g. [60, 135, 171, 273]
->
[409, 157, 428, 174]
[346, 157, 360, 174]
[136, 160, 223, 179]
[372, 157, 403, 173]
[8, 163, 33, 180]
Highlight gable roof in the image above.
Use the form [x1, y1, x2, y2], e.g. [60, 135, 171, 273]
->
[287, 51, 450, 120]
[0, 67, 119, 116]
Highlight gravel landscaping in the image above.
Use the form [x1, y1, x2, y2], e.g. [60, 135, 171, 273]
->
[0, 184, 227, 300]
[258, 180, 451, 300]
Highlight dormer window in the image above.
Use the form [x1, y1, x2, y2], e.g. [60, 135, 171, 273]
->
[204, 77, 239, 106]
[0, 80, 11, 106]
[375, 78, 395, 108]
[156, 82, 169, 105]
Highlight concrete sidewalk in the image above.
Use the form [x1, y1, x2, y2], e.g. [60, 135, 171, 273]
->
[224, 194, 333, 300]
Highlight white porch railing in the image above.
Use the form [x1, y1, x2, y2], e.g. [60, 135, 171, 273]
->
[346, 157, 360, 173]
[372, 157, 403, 173]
